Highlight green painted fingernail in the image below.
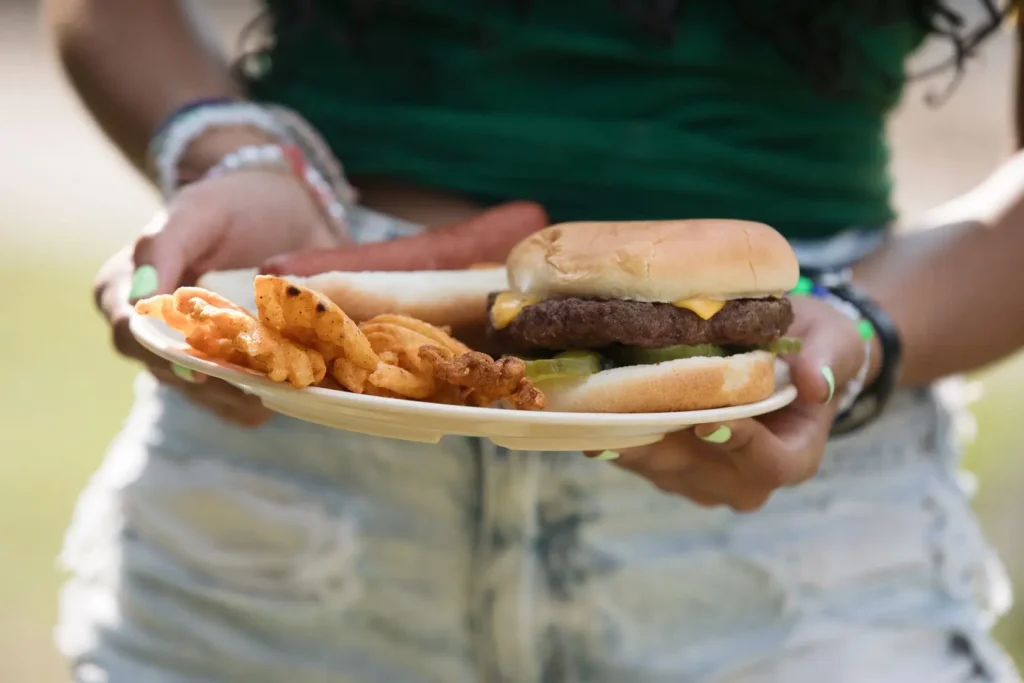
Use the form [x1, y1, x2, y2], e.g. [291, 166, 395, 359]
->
[821, 365, 836, 404]
[595, 450, 620, 461]
[171, 364, 197, 382]
[856, 319, 875, 341]
[129, 265, 159, 300]
[699, 426, 731, 444]
[791, 275, 814, 296]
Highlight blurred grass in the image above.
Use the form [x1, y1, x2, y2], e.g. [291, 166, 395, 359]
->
[0, 255, 136, 682]
[0, 253, 1020, 680]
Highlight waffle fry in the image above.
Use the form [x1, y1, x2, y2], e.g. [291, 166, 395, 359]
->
[418, 346, 544, 410]
[135, 292, 327, 388]
[138, 276, 544, 409]
[368, 362, 436, 399]
[361, 322, 436, 374]
[332, 356, 372, 393]
[254, 275, 378, 371]
[361, 314, 471, 355]
[357, 316, 476, 401]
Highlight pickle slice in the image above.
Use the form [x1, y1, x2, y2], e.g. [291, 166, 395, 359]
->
[616, 344, 727, 366]
[757, 337, 803, 355]
[554, 350, 601, 361]
[524, 352, 603, 383]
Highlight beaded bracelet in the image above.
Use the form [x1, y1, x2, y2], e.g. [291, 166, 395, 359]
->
[150, 102, 291, 199]
[149, 100, 355, 207]
[203, 143, 347, 239]
[149, 96, 237, 145]
[790, 275, 875, 415]
[265, 104, 356, 206]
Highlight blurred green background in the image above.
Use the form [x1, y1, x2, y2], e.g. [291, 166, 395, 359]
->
[1, 1, 1022, 680]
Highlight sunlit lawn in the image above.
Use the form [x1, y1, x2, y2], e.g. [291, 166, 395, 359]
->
[1, 254, 1020, 681]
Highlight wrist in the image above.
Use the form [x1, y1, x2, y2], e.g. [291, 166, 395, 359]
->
[148, 99, 356, 209]
[148, 100, 292, 198]
[178, 126, 279, 183]
[815, 277, 902, 434]
[866, 334, 884, 387]
[201, 143, 350, 241]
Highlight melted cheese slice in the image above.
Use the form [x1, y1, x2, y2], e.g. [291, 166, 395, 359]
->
[673, 298, 727, 320]
[489, 292, 727, 328]
[490, 292, 542, 329]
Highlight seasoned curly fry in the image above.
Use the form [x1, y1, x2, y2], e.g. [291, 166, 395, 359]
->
[362, 322, 436, 350]
[135, 293, 247, 363]
[427, 382, 472, 406]
[173, 287, 250, 314]
[361, 322, 437, 373]
[378, 351, 401, 366]
[135, 292, 327, 388]
[368, 362, 436, 399]
[254, 275, 379, 371]
[362, 314, 471, 355]
[357, 316, 475, 401]
[138, 278, 537, 410]
[332, 356, 372, 393]
[182, 297, 326, 388]
[418, 346, 545, 410]
[133, 294, 196, 333]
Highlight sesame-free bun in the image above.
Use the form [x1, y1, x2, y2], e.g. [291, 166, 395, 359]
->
[540, 351, 776, 413]
[197, 267, 508, 327]
[506, 219, 799, 302]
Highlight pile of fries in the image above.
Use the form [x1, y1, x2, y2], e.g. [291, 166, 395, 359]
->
[134, 275, 544, 410]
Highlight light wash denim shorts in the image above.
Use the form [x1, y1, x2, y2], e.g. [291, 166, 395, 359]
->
[58, 210, 1020, 682]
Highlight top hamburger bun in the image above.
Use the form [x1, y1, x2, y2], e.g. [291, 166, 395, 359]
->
[506, 219, 799, 302]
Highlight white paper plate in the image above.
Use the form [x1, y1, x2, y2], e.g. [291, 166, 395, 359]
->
[130, 314, 797, 451]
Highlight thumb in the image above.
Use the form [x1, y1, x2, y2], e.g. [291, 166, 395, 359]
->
[129, 209, 205, 301]
[262, 201, 549, 276]
[786, 307, 866, 406]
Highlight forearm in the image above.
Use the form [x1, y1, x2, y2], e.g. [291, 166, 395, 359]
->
[853, 152, 1024, 387]
[44, 0, 244, 173]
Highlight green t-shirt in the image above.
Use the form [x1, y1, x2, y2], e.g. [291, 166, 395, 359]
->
[248, 1, 925, 239]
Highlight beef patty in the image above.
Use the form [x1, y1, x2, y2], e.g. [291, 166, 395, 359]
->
[486, 295, 793, 350]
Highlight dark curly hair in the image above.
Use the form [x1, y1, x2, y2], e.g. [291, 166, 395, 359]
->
[236, 0, 1016, 104]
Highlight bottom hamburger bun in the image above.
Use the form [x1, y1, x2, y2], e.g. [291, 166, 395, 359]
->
[197, 266, 509, 327]
[539, 351, 776, 413]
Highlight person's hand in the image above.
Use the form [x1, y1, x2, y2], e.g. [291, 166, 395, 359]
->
[588, 295, 867, 511]
[102, 185, 547, 425]
[98, 168, 340, 427]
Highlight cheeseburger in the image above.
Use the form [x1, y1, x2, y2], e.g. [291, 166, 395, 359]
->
[485, 219, 801, 413]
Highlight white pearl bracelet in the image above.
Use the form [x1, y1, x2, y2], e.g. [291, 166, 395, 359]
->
[204, 143, 347, 238]
[151, 103, 291, 199]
